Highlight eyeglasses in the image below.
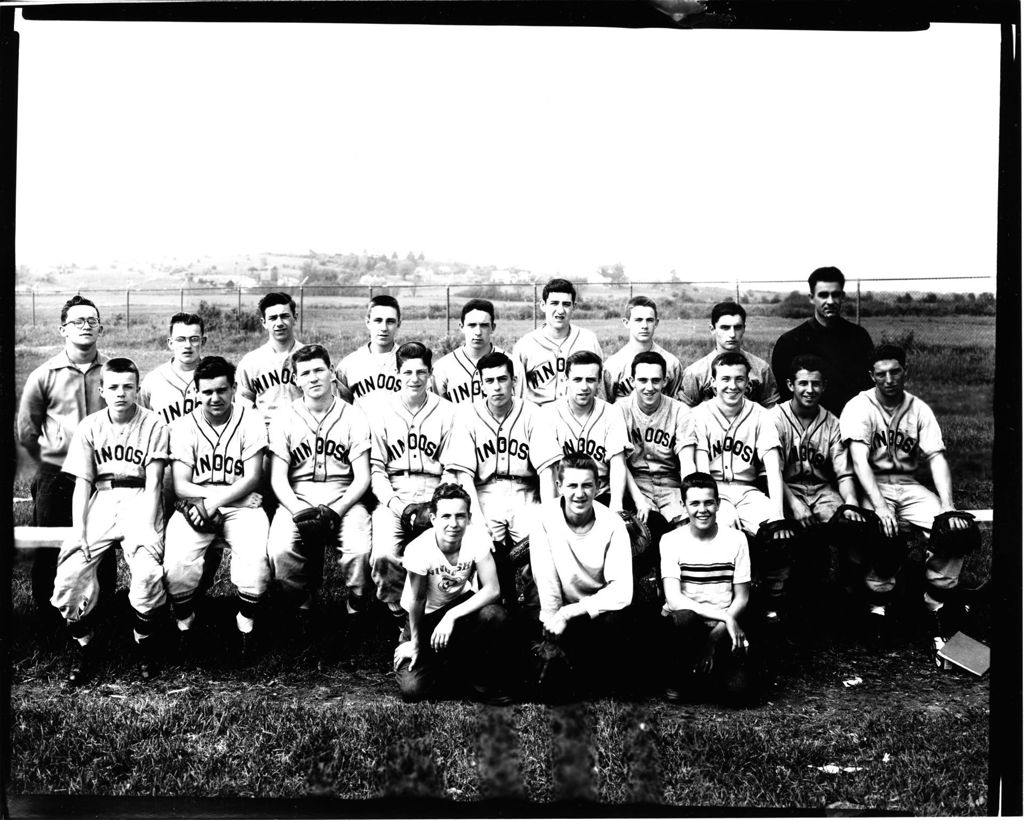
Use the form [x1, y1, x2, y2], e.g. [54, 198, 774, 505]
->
[62, 318, 100, 328]
[172, 336, 203, 345]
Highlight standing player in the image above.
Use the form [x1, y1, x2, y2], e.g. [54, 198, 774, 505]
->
[235, 292, 305, 427]
[165, 356, 271, 661]
[532, 351, 631, 511]
[431, 298, 524, 406]
[335, 294, 402, 406]
[50, 358, 169, 684]
[679, 302, 779, 408]
[17, 295, 115, 617]
[771, 266, 874, 415]
[443, 351, 562, 607]
[839, 344, 976, 660]
[368, 342, 458, 615]
[139, 312, 207, 426]
[603, 296, 684, 403]
[513, 278, 604, 406]
[267, 344, 372, 626]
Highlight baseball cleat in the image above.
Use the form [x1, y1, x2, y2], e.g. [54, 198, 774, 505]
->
[67, 642, 95, 687]
[239, 630, 259, 664]
[136, 639, 159, 682]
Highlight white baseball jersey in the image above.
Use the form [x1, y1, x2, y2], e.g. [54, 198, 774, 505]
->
[268, 397, 371, 484]
[62, 404, 169, 484]
[444, 398, 559, 482]
[512, 325, 604, 406]
[533, 398, 631, 495]
[602, 343, 684, 404]
[679, 349, 780, 408]
[839, 389, 945, 475]
[686, 398, 781, 484]
[168, 404, 268, 486]
[235, 338, 305, 425]
[336, 344, 401, 406]
[399, 524, 492, 614]
[430, 345, 524, 406]
[139, 360, 200, 426]
[771, 402, 852, 487]
[619, 393, 692, 482]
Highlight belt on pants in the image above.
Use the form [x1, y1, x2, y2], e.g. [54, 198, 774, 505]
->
[94, 477, 146, 491]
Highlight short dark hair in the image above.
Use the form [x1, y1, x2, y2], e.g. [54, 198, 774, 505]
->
[368, 294, 402, 322]
[460, 299, 496, 324]
[870, 344, 906, 368]
[476, 350, 514, 379]
[396, 341, 432, 371]
[292, 343, 331, 371]
[710, 301, 746, 326]
[542, 278, 577, 303]
[102, 357, 140, 386]
[430, 482, 471, 514]
[168, 312, 205, 336]
[625, 295, 658, 319]
[787, 353, 828, 382]
[710, 351, 750, 378]
[808, 266, 845, 293]
[193, 355, 236, 387]
[258, 292, 297, 319]
[682, 471, 719, 503]
[61, 294, 100, 325]
[630, 350, 667, 378]
[557, 452, 600, 484]
[566, 349, 603, 379]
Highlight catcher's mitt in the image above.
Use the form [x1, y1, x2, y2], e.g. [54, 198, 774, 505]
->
[174, 497, 224, 534]
[619, 510, 653, 560]
[400, 501, 434, 539]
[753, 518, 801, 569]
[293, 504, 341, 547]
[930, 510, 980, 558]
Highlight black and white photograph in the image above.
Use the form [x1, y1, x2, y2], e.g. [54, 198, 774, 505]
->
[5, 2, 1019, 815]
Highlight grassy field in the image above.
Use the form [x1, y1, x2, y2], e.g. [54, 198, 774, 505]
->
[9, 311, 995, 811]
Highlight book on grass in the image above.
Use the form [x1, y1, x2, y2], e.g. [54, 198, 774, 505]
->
[937, 631, 990, 676]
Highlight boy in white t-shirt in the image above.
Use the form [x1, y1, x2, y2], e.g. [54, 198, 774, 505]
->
[392, 483, 512, 705]
[659, 472, 757, 705]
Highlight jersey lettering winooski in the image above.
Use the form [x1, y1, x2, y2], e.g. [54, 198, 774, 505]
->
[771, 403, 851, 485]
[445, 398, 557, 482]
[839, 388, 945, 474]
[63, 406, 169, 483]
[139, 361, 199, 425]
[369, 392, 456, 479]
[687, 398, 780, 483]
[269, 398, 371, 483]
[169, 404, 268, 485]
[533, 398, 630, 490]
[620, 393, 692, 479]
[512, 326, 604, 406]
[336, 345, 401, 405]
[236, 339, 304, 424]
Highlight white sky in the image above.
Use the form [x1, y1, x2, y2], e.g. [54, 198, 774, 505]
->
[14, 16, 1002, 285]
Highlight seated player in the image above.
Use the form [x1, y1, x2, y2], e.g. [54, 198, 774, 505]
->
[368, 342, 458, 617]
[533, 350, 632, 511]
[165, 356, 272, 662]
[335, 294, 402, 406]
[603, 296, 684, 403]
[431, 298, 524, 406]
[267, 344, 372, 635]
[659, 472, 756, 705]
[50, 358, 169, 685]
[443, 351, 561, 609]
[527, 453, 634, 702]
[513, 278, 604, 406]
[686, 352, 788, 622]
[679, 302, 779, 409]
[840, 344, 978, 660]
[392, 483, 513, 705]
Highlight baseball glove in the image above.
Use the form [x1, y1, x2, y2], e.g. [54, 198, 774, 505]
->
[930, 510, 980, 558]
[619, 510, 653, 560]
[531, 637, 574, 699]
[174, 497, 224, 534]
[293, 504, 341, 547]
[753, 518, 801, 569]
[400, 501, 434, 539]
[508, 536, 531, 569]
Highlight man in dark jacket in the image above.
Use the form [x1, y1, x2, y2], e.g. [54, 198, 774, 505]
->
[770, 267, 873, 416]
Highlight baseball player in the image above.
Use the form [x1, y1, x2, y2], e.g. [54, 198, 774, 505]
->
[527, 453, 634, 702]
[165, 355, 271, 662]
[603, 296, 684, 403]
[840, 344, 975, 660]
[335, 294, 402, 406]
[512, 278, 604, 406]
[686, 351, 788, 621]
[679, 302, 779, 409]
[392, 483, 513, 705]
[16, 294, 116, 616]
[532, 350, 631, 510]
[235, 292, 305, 427]
[368, 342, 458, 616]
[267, 344, 372, 628]
[139, 312, 207, 425]
[443, 351, 562, 608]
[49, 358, 169, 685]
[659, 472, 756, 705]
[431, 298, 524, 405]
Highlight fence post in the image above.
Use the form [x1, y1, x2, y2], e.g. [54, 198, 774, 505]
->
[180, 287, 184, 313]
[237, 287, 242, 330]
[31, 288, 36, 326]
[445, 286, 451, 337]
[856, 281, 861, 325]
[369, 285, 374, 301]
[735, 280, 741, 303]
[533, 284, 538, 329]
[299, 286, 305, 336]
[629, 282, 633, 301]
[125, 289, 131, 329]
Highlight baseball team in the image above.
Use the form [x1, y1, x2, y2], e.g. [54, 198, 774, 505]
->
[16, 266, 980, 705]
